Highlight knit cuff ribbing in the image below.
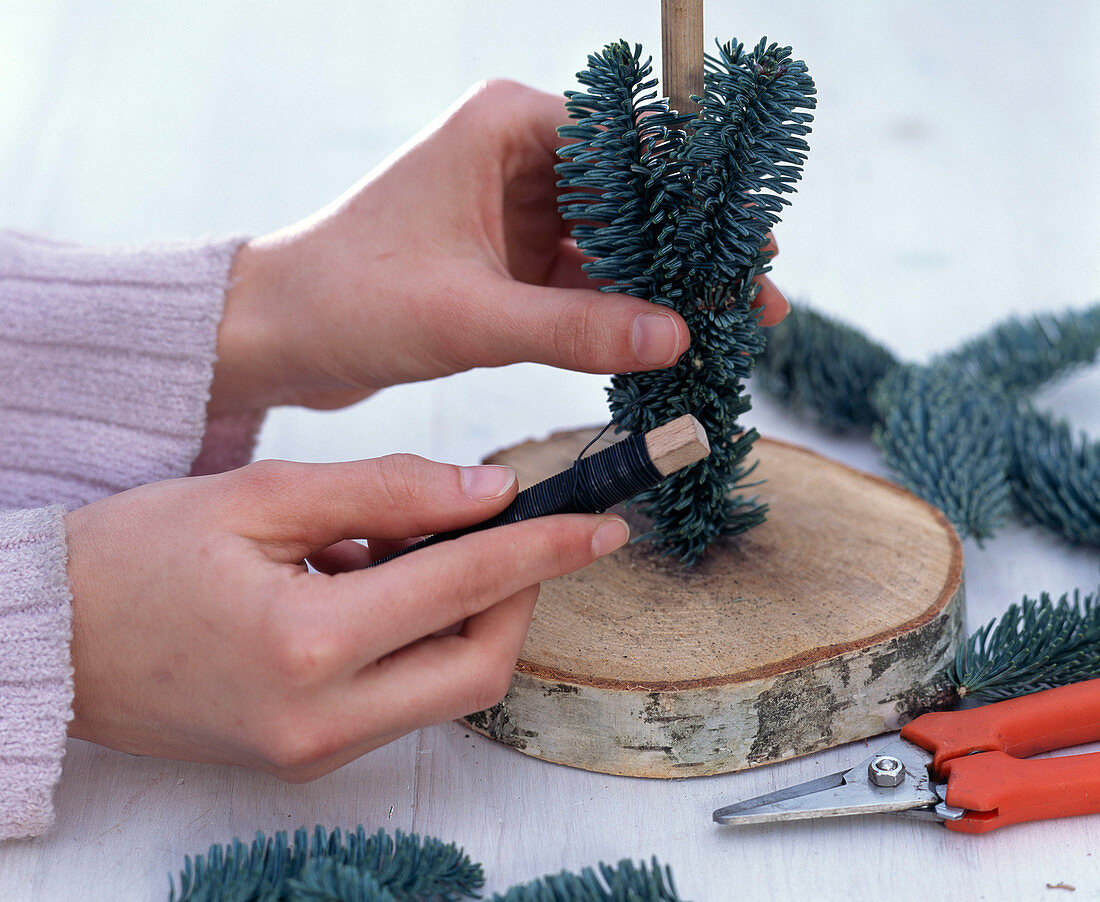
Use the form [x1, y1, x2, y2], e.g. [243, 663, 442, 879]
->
[0, 232, 253, 509]
[0, 506, 72, 839]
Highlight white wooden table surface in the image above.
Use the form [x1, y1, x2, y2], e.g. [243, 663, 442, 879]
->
[2, 2, 1099, 899]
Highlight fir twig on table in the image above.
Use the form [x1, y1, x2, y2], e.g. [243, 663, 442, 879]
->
[168, 828, 688, 902]
[949, 589, 1100, 701]
[937, 303, 1100, 395]
[288, 861, 397, 902]
[756, 300, 1100, 548]
[490, 858, 686, 902]
[169, 826, 484, 902]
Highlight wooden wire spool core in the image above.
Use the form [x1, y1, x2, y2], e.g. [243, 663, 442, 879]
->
[462, 426, 965, 778]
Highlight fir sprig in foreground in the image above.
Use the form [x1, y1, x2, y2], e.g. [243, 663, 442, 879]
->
[950, 589, 1100, 701]
[170, 826, 483, 902]
[491, 858, 684, 902]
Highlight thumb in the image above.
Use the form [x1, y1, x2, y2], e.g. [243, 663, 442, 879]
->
[462, 274, 690, 374]
[221, 456, 518, 560]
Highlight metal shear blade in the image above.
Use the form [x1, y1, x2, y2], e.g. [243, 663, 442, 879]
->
[713, 739, 945, 826]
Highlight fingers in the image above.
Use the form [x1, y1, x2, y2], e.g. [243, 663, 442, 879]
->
[259, 585, 541, 782]
[322, 513, 629, 663]
[750, 237, 789, 326]
[453, 268, 793, 372]
[352, 584, 540, 732]
[761, 233, 779, 261]
[752, 274, 791, 327]
[552, 232, 790, 325]
[543, 236, 788, 352]
[458, 80, 571, 163]
[365, 537, 420, 564]
[252, 509, 621, 780]
[307, 536, 425, 573]
[449, 82, 788, 362]
[224, 456, 518, 559]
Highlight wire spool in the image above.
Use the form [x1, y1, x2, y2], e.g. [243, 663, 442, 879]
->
[371, 416, 708, 566]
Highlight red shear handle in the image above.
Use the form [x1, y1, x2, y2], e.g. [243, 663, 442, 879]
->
[937, 750, 1100, 834]
[901, 678, 1100, 773]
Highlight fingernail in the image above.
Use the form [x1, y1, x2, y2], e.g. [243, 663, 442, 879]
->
[460, 465, 515, 500]
[632, 311, 681, 367]
[592, 516, 630, 558]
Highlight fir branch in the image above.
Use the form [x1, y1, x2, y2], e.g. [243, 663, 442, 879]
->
[490, 858, 686, 902]
[171, 833, 287, 902]
[873, 366, 1012, 542]
[937, 303, 1100, 395]
[1008, 405, 1100, 546]
[169, 827, 483, 902]
[755, 303, 898, 430]
[950, 589, 1100, 701]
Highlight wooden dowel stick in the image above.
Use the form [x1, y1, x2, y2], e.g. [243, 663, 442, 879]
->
[661, 0, 704, 116]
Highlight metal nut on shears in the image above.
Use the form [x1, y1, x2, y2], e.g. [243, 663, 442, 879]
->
[868, 755, 905, 787]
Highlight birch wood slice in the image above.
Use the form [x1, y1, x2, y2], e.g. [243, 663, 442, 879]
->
[462, 427, 965, 778]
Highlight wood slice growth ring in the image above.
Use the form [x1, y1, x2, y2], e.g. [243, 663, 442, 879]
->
[462, 427, 965, 778]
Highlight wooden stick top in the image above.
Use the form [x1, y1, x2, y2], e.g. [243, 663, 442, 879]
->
[661, 0, 704, 116]
[645, 414, 710, 476]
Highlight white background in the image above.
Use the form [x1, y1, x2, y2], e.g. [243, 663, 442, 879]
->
[1, 1, 1098, 899]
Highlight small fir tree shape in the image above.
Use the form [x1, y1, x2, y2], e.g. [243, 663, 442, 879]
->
[557, 39, 816, 564]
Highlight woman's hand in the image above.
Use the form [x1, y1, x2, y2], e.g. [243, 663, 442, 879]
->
[65, 455, 628, 781]
[209, 80, 788, 415]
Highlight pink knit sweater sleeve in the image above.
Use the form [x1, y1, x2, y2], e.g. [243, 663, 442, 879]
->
[0, 230, 263, 838]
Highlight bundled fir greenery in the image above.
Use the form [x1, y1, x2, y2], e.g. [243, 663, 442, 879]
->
[950, 589, 1100, 701]
[757, 301, 1100, 547]
[169, 828, 684, 902]
[557, 38, 816, 563]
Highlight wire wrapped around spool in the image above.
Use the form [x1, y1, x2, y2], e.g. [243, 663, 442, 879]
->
[369, 415, 708, 566]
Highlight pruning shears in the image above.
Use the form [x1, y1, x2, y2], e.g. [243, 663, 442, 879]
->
[713, 679, 1100, 834]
